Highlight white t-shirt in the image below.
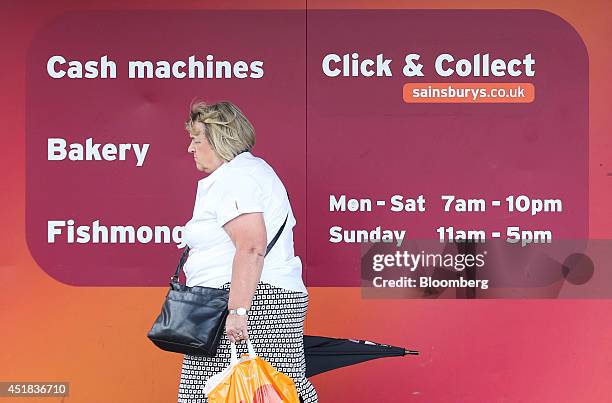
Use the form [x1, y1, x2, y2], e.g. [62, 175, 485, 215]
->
[182, 152, 307, 294]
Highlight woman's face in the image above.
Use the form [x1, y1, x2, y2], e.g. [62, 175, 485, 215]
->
[187, 122, 224, 173]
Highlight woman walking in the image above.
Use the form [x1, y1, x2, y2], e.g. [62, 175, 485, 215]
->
[177, 101, 317, 403]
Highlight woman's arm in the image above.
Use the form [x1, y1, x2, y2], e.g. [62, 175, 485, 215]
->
[223, 212, 267, 342]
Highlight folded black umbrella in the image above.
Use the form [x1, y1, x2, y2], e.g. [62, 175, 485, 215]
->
[303, 335, 418, 377]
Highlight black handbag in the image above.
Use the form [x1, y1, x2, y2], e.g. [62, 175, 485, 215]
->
[147, 214, 288, 356]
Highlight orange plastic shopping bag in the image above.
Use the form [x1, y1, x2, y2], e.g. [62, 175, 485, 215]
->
[203, 340, 300, 403]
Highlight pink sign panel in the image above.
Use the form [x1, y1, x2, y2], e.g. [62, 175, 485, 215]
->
[27, 10, 588, 290]
[306, 10, 588, 286]
[26, 11, 306, 286]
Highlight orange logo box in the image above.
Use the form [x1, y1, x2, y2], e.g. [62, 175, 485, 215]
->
[403, 83, 535, 103]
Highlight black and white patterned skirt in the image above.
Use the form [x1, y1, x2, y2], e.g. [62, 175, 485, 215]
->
[177, 282, 318, 403]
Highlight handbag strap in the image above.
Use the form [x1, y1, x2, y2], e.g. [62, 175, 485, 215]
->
[171, 213, 289, 283]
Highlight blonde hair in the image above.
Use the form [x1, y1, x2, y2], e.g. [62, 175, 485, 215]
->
[186, 100, 255, 161]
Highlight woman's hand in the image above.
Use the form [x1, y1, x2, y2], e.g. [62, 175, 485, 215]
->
[225, 314, 249, 343]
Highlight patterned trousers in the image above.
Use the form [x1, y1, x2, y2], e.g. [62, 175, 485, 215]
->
[177, 282, 318, 402]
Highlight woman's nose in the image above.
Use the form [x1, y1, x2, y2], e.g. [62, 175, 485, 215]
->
[187, 143, 194, 153]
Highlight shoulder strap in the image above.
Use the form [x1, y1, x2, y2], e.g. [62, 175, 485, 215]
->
[265, 213, 288, 257]
[171, 213, 289, 283]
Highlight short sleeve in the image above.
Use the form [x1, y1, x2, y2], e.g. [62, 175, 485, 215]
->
[214, 173, 265, 227]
